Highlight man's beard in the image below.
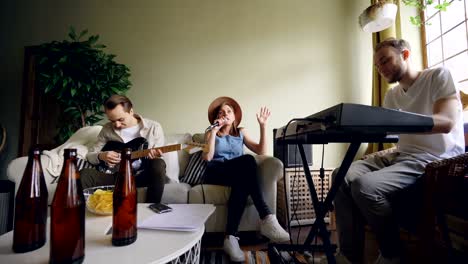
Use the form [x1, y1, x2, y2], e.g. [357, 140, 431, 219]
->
[387, 68, 404, 84]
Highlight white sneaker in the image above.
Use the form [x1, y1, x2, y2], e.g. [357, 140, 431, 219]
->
[259, 214, 290, 242]
[374, 254, 400, 264]
[223, 235, 245, 262]
[318, 252, 352, 264]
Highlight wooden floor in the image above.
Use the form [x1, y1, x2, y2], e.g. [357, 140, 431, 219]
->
[202, 225, 341, 263]
[201, 224, 428, 263]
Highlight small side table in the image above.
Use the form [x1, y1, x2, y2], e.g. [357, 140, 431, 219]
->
[0, 203, 215, 264]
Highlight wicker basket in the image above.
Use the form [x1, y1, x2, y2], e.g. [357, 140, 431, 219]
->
[277, 168, 334, 227]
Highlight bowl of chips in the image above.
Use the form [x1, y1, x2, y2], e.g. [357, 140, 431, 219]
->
[83, 185, 114, 216]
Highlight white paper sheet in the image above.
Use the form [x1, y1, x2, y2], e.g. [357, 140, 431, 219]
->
[137, 204, 215, 232]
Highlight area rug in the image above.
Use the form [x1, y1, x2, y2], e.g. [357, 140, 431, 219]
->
[200, 249, 270, 264]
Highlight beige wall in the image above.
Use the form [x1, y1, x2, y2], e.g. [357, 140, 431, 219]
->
[0, 1, 421, 179]
[399, 1, 423, 69]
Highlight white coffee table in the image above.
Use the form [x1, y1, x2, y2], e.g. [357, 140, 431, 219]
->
[0, 203, 215, 264]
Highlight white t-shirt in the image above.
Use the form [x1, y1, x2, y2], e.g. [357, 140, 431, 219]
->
[384, 67, 464, 159]
[120, 123, 143, 170]
[121, 123, 142, 143]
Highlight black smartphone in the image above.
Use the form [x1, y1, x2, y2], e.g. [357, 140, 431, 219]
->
[148, 203, 173, 214]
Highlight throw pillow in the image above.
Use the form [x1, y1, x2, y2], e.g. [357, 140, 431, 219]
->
[180, 151, 207, 186]
[76, 158, 96, 171]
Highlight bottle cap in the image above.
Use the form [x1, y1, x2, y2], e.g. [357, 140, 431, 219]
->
[29, 146, 41, 155]
[123, 148, 132, 156]
[64, 148, 77, 157]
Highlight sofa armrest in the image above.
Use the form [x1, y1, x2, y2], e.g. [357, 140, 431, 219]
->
[6, 157, 27, 196]
[254, 155, 284, 214]
[417, 152, 468, 255]
[255, 155, 284, 181]
[422, 152, 468, 221]
[425, 152, 468, 173]
[7, 155, 57, 205]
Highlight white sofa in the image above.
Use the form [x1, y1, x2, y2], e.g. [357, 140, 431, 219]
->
[7, 126, 284, 233]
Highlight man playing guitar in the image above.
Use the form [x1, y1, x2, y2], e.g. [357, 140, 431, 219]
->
[81, 95, 167, 204]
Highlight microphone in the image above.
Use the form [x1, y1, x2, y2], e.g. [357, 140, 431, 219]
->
[206, 121, 220, 131]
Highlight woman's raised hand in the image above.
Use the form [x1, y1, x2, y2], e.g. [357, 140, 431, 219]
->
[256, 107, 271, 126]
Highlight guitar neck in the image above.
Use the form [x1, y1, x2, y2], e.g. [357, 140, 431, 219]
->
[131, 144, 182, 159]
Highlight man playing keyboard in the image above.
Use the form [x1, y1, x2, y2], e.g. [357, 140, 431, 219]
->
[330, 38, 464, 264]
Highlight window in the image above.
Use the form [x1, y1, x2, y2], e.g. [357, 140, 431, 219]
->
[423, 0, 468, 91]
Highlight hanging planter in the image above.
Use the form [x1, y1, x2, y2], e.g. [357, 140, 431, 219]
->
[359, 0, 455, 32]
[359, 1, 398, 33]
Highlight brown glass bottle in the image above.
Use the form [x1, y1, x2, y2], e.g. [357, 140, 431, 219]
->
[50, 149, 85, 264]
[12, 147, 48, 253]
[112, 148, 137, 246]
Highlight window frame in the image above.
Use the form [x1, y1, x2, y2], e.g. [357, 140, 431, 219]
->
[421, 0, 468, 90]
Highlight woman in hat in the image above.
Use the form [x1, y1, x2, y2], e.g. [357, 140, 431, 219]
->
[202, 96, 290, 262]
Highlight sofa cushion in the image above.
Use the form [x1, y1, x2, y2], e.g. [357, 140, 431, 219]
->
[164, 133, 192, 182]
[161, 182, 191, 204]
[189, 184, 231, 205]
[180, 152, 207, 186]
[138, 183, 191, 204]
[188, 184, 254, 206]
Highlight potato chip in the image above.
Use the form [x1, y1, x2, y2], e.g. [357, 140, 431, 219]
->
[87, 189, 113, 215]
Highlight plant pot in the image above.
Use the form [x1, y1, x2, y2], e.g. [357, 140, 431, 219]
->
[359, 3, 398, 33]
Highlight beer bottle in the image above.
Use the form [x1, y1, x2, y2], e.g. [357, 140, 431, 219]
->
[12, 147, 48, 253]
[112, 148, 137, 246]
[50, 149, 85, 264]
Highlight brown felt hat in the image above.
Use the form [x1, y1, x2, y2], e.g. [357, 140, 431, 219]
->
[208, 96, 242, 126]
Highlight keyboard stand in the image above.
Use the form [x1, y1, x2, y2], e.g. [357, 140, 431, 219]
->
[270, 133, 399, 264]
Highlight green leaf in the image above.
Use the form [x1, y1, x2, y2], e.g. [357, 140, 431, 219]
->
[68, 26, 77, 41]
[39, 73, 50, 79]
[39, 57, 48, 64]
[78, 29, 88, 41]
[403, 0, 420, 8]
[110, 86, 121, 94]
[63, 106, 76, 113]
[88, 35, 99, 45]
[72, 111, 81, 118]
[409, 16, 422, 26]
[71, 88, 77, 97]
[86, 115, 103, 125]
[44, 84, 54, 93]
[435, 1, 451, 12]
[59, 56, 67, 63]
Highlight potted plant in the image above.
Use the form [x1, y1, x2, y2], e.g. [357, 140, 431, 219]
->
[402, 0, 453, 26]
[36, 27, 131, 143]
[359, 0, 454, 32]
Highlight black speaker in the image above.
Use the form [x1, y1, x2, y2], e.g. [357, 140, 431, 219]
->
[0, 180, 15, 234]
[273, 129, 313, 168]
